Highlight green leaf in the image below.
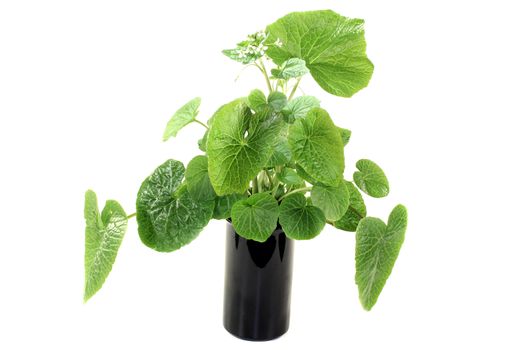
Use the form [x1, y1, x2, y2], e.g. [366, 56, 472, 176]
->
[213, 193, 247, 220]
[288, 107, 345, 186]
[84, 190, 128, 302]
[355, 205, 408, 310]
[282, 96, 320, 123]
[198, 130, 208, 152]
[311, 181, 349, 221]
[338, 127, 351, 146]
[163, 97, 201, 141]
[333, 181, 366, 232]
[185, 155, 216, 201]
[247, 89, 267, 112]
[266, 10, 374, 97]
[279, 193, 325, 240]
[353, 159, 389, 198]
[271, 58, 309, 79]
[277, 167, 303, 186]
[231, 193, 279, 242]
[295, 164, 318, 185]
[267, 91, 287, 112]
[265, 124, 292, 168]
[274, 185, 286, 199]
[207, 99, 282, 195]
[136, 160, 214, 252]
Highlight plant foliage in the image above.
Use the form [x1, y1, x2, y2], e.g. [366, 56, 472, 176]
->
[83, 9, 407, 311]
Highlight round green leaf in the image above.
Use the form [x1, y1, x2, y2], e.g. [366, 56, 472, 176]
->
[136, 160, 214, 252]
[271, 58, 309, 79]
[207, 99, 282, 195]
[282, 96, 320, 123]
[84, 190, 128, 302]
[231, 193, 279, 242]
[353, 159, 389, 198]
[266, 10, 374, 97]
[277, 168, 303, 186]
[185, 155, 216, 201]
[333, 181, 366, 232]
[163, 97, 201, 141]
[267, 91, 287, 112]
[265, 125, 292, 167]
[356, 205, 407, 310]
[213, 193, 247, 220]
[295, 164, 317, 185]
[311, 181, 349, 221]
[288, 107, 344, 186]
[279, 193, 325, 240]
[247, 89, 267, 112]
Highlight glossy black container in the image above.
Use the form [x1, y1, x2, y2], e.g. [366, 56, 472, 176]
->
[223, 221, 294, 341]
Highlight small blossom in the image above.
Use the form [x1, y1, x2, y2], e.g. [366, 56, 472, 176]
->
[224, 30, 269, 64]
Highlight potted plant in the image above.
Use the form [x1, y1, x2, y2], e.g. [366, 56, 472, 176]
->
[83, 9, 408, 341]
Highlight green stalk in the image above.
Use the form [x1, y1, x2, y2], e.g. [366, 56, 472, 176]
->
[264, 169, 273, 189]
[257, 173, 264, 193]
[194, 119, 209, 129]
[256, 60, 273, 93]
[278, 186, 312, 201]
[288, 77, 302, 100]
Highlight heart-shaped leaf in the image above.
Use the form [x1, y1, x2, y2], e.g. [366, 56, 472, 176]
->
[266, 131, 292, 168]
[333, 181, 366, 232]
[213, 193, 247, 220]
[271, 58, 309, 79]
[84, 190, 128, 302]
[277, 167, 303, 186]
[231, 193, 279, 242]
[282, 96, 320, 123]
[207, 99, 282, 195]
[295, 164, 318, 185]
[279, 193, 325, 240]
[311, 181, 349, 221]
[267, 91, 287, 112]
[266, 10, 374, 97]
[353, 159, 389, 198]
[288, 107, 344, 186]
[163, 97, 201, 141]
[185, 155, 216, 201]
[136, 160, 214, 252]
[355, 204, 407, 310]
[247, 89, 267, 112]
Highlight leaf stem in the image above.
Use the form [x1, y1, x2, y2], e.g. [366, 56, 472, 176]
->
[252, 176, 258, 194]
[127, 212, 136, 219]
[288, 77, 302, 101]
[278, 186, 312, 201]
[264, 169, 273, 188]
[234, 63, 257, 82]
[256, 60, 273, 93]
[257, 173, 264, 193]
[194, 119, 209, 129]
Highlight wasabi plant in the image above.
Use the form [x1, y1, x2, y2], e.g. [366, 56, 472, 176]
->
[84, 10, 408, 311]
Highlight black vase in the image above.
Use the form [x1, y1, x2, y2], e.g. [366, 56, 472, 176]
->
[223, 221, 295, 341]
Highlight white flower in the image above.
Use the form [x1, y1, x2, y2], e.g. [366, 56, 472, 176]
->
[274, 38, 283, 48]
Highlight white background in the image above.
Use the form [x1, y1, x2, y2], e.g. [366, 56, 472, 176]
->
[1, 0, 524, 349]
